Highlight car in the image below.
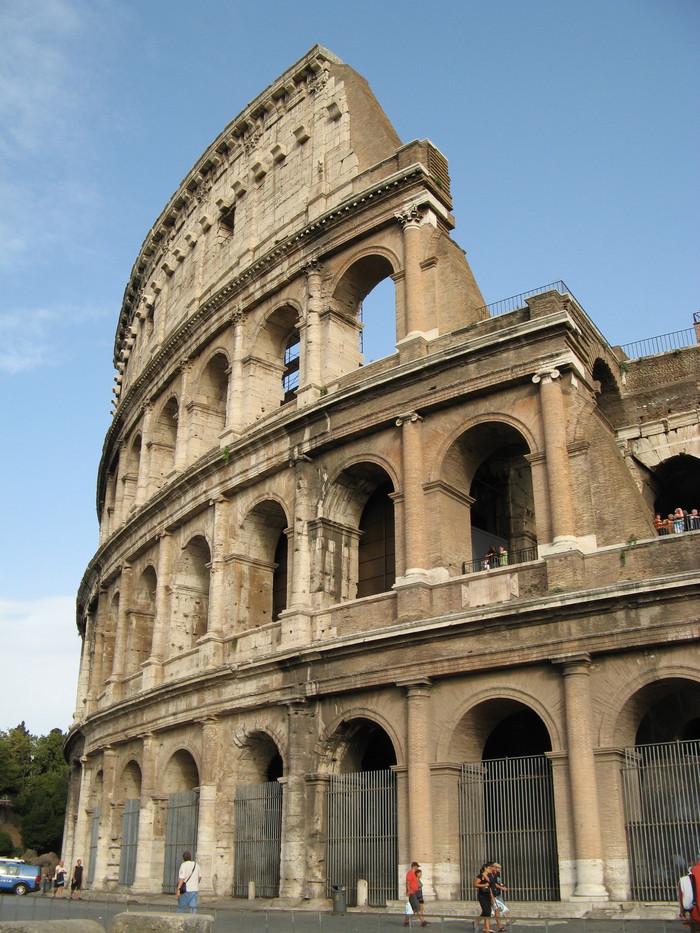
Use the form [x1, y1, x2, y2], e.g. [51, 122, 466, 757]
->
[0, 858, 41, 895]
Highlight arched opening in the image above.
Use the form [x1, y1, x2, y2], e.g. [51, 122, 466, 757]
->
[152, 396, 179, 487]
[651, 454, 700, 526]
[169, 536, 210, 656]
[190, 352, 229, 456]
[237, 500, 289, 628]
[592, 358, 624, 426]
[619, 679, 700, 901]
[123, 434, 141, 514]
[282, 333, 300, 403]
[326, 718, 398, 906]
[247, 306, 299, 419]
[359, 275, 396, 364]
[454, 700, 558, 902]
[358, 481, 396, 598]
[233, 732, 284, 898]
[118, 761, 142, 886]
[162, 750, 200, 894]
[323, 463, 396, 603]
[125, 566, 156, 675]
[101, 593, 119, 689]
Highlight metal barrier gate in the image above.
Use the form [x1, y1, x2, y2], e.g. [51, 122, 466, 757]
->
[119, 798, 140, 885]
[233, 781, 282, 898]
[326, 769, 398, 907]
[87, 806, 101, 886]
[162, 790, 199, 893]
[459, 755, 559, 900]
[622, 739, 700, 901]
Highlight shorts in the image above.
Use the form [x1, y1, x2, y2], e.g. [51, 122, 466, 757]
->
[408, 893, 420, 912]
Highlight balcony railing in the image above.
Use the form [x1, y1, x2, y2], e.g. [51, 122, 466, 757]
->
[462, 546, 539, 575]
[619, 328, 697, 360]
[478, 280, 575, 318]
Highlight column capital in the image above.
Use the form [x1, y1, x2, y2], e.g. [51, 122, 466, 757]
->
[553, 652, 592, 674]
[532, 366, 561, 385]
[395, 203, 423, 229]
[303, 258, 324, 277]
[395, 410, 423, 427]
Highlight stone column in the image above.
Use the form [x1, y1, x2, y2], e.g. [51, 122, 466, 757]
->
[396, 412, 427, 577]
[107, 564, 133, 701]
[279, 700, 315, 899]
[100, 470, 117, 545]
[297, 260, 323, 405]
[174, 358, 193, 472]
[86, 588, 108, 711]
[142, 533, 174, 688]
[135, 402, 154, 506]
[532, 367, 577, 549]
[196, 718, 220, 895]
[558, 655, 608, 899]
[396, 206, 425, 336]
[131, 733, 159, 894]
[70, 756, 93, 871]
[73, 609, 93, 722]
[94, 748, 117, 889]
[199, 499, 228, 668]
[403, 681, 434, 893]
[224, 311, 245, 439]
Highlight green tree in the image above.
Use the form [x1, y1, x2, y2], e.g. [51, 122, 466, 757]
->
[16, 772, 69, 854]
[0, 830, 15, 857]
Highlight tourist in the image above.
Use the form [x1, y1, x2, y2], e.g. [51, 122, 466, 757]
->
[52, 860, 66, 897]
[176, 850, 202, 914]
[69, 859, 83, 899]
[414, 868, 430, 926]
[404, 861, 421, 926]
[474, 863, 494, 932]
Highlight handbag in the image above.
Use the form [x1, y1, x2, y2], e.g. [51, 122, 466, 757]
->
[493, 896, 509, 915]
[405, 900, 414, 915]
[180, 863, 196, 894]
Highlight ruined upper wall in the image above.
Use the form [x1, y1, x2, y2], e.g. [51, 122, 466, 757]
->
[114, 46, 408, 370]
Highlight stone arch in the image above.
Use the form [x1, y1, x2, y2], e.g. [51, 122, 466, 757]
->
[124, 565, 156, 676]
[235, 498, 290, 627]
[330, 251, 399, 373]
[650, 454, 700, 522]
[151, 394, 179, 487]
[89, 768, 104, 808]
[443, 689, 559, 763]
[235, 729, 285, 783]
[601, 670, 700, 749]
[118, 759, 142, 799]
[319, 711, 400, 775]
[168, 535, 211, 656]
[162, 748, 200, 793]
[100, 591, 119, 688]
[122, 433, 142, 514]
[320, 460, 397, 602]
[434, 417, 538, 572]
[246, 303, 301, 417]
[592, 358, 624, 426]
[189, 349, 230, 457]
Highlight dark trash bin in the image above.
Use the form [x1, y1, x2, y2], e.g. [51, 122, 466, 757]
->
[331, 884, 347, 914]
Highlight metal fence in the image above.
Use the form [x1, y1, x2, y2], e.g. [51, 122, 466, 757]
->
[618, 328, 696, 360]
[118, 798, 140, 885]
[87, 806, 101, 886]
[622, 739, 700, 901]
[162, 790, 199, 894]
[477, 281, 575, 319]
[459, 755, 559, 901]
[233, 781, 283, 898]
[326, 769, 398, 907]
[462, 546, 538, 575]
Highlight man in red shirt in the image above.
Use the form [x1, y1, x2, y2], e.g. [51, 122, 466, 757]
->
[404, 861, 420, 926]
[680, 857, 700, 932]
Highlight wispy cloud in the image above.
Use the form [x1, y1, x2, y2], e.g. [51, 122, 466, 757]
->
[0, 596, 81, 736]
[0, 302, 110, 374]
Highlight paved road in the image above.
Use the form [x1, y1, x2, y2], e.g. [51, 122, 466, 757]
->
[0, 897, 681, 933]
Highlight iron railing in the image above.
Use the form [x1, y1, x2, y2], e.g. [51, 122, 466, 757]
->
[233, 781, 282, 899]
[477, 281, 575, 319]
[462, 546, 538, 576]
[619, 328, 696, 360]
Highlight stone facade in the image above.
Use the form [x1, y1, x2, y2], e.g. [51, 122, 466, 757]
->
[64, 46, 700, 907]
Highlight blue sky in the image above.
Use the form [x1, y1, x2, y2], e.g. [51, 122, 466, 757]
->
[1, 0, 698, 736]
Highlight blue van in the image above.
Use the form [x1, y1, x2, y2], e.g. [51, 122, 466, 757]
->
[0, 858, 41, 895]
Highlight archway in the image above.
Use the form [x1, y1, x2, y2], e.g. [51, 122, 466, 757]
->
[455, 699, 558, 901]
[619, 678, 700, 901]
[326, 717, 398, 906]
[162, 750, 200, 893]
[169, 536, 210, 656]
[118, 761, 142, 886]
[190, 352, 229, 455]
[233, 731, 284, 898]
[125, 566, 156, 676]
[651, 454, 700, 525]
[238, 500, 289, 627]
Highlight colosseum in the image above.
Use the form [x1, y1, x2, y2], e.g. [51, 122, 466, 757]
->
[64, 45, 700, 910]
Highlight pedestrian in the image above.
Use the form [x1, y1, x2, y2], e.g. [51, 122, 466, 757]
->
[414, 868, 430, 926]
[69, 859, 83, 899]
[404, 861, 421, 926]
[41, 868, 52, 895]
[474, 863, 494, 932]
[487, 862, 508, 931]
[52, 860, 67, 897]
[176, 850, 202, 914]
[679, 856, 700, 932]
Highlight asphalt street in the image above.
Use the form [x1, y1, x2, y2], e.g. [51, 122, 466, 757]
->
[0, 897, 682, 933]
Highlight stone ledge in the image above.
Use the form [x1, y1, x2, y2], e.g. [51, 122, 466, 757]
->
[110, 912, 213, 933]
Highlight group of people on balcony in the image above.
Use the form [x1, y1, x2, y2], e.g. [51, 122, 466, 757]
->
[654, 507, 700, 535]
[482, 545, 509, 570]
